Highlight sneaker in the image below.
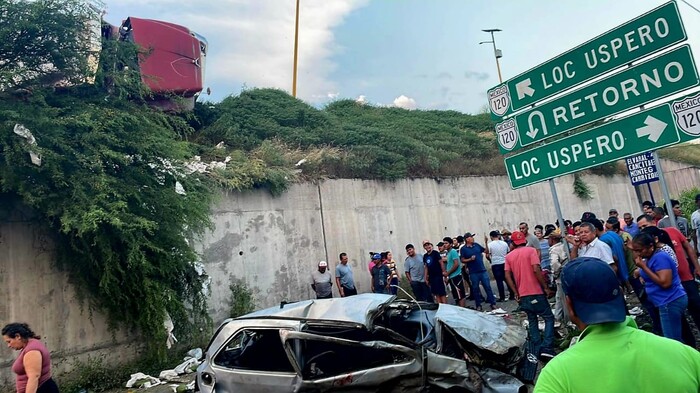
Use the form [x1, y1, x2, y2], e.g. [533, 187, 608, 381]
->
[488, 307, 508, 315]
[629, 306, 643, 316]
[539, 351, 556, 363]
[476, 305, 483, 312]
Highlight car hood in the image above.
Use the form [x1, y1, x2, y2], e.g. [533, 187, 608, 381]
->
[434, 304, 527, 355]
[238, 293, 395, 328]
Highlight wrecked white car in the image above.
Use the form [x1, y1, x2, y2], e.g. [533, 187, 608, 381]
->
[196, 294, 529, 392]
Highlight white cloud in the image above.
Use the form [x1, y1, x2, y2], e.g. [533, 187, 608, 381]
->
[104, 0, 369, 102]
[355, 94, 367, 104]
[393, 95, 417, 110]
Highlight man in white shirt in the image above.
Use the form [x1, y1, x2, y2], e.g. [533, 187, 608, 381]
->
[567, 221, 614, 266]
[547, 228, 570, 324]
[692, 194, 700, 254]
[485, 230, 512, 302]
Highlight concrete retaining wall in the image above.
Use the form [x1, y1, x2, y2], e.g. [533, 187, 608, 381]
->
[200, 173, 640, 325]
[0, 214, 137, 386]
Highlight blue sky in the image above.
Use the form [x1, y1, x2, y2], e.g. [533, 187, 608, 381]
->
[102, 0, 700, 113]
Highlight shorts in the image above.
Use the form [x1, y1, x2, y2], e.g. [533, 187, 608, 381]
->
[429, 276, 447, 296]
[449, 275, 467, 301]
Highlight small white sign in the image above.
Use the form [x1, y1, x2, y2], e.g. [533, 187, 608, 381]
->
[495, 118, 519, 151]
[488, 85, 511, 117]
[672, 93, 700, 136]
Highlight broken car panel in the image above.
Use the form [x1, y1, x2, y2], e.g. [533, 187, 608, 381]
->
[197, 294, 528, 392]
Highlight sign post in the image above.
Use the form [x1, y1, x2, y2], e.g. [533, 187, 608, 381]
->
[505, 103, 686, 188]
[488, 1, 687, 118]
[495, 45, 699, 153]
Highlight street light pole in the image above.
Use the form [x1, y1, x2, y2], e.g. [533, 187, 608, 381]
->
[292, 0, 300, 97]
[480, 28, 503, 83]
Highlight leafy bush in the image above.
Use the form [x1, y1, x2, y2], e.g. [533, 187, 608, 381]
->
[229, 280, 255, 318]
[678, 187, 700, 219]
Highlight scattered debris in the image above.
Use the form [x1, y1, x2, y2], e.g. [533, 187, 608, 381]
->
[175, 181, 186, 195]
[13, 124, 42, 166]
[126, 373, 162, 389]
[164, 313, 177, 349]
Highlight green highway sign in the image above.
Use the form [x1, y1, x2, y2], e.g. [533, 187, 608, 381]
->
[505, 97, 700, 189]
[488, 1, 686, 118]
[495, 45, 699, 154]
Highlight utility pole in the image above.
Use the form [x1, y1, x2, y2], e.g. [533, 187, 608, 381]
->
[292, 0, 300, 97]
[480, 29, 503, 83]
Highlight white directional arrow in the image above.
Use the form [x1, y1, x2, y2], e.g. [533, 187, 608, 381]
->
[636, 115, 668, 142]
[515, 78, 535, 100]
[526, 127, 539, 139]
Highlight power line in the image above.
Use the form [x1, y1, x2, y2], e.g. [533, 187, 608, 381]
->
[680, 0, 700, 15]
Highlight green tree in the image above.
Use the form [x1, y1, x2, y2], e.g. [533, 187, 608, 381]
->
[0, 0, 100, 89]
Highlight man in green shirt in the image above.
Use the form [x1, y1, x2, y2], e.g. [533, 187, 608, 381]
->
[535, 257, 700, 393]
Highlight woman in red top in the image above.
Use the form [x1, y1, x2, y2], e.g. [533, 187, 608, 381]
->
[2, 323, 58, 393]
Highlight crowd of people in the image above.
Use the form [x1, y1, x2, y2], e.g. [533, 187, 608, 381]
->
[309, 194, 700, 389]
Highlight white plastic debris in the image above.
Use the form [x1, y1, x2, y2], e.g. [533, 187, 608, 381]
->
[295, 158, 307, 167]
[175, 181, 186, 195]
[164, 313, 178, 349]
[215, 141, 225, 149]
[125, 372, 162, 388]
[174, 357, 199, 375]
[13, 124, 42, 166]
[13, 124, 37, 145]
[158, 369, 179, 381]
[187, 347, 203, 360]
[29, 151, 42, 166]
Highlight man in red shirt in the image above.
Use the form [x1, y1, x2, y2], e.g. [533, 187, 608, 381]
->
[505, 231, 555, 361]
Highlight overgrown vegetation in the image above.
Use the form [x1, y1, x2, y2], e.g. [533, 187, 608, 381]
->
[572, 174, 593, 200]
[229, 280, 255, 318]
[679, 187, 700, 219]
[8, 0, 695, 359]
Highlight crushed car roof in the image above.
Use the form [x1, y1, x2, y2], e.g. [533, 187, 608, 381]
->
[238, 293, 395, 327]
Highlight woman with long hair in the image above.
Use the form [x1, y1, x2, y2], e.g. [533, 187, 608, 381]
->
[2, 323, 59, 393]
[632, 232, 688, 343]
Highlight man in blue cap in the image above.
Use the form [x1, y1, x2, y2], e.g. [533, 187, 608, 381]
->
[535, 257, 700, 392]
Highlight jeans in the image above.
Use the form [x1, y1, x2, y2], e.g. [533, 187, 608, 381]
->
[553, 281, 570, 324]
[491, 264, 513, 300]
[410, 281, 433, 303]
[519, 294, 555, 354]
[682, 280, 700, 329]
[659, 294, 688, 343]
[629, 276, 662, 335]
[341, 285, 357, 297]
[390, 277, 399, 295]
[470, 271, 496, 308]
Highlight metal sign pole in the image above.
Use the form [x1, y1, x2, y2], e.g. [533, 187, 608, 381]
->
[549, 179, 571, 255]
[653, 151, 678, 228]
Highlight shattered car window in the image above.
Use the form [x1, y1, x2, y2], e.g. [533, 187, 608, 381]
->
[214, 329, 294, 373]
[290, 338, 413, 380]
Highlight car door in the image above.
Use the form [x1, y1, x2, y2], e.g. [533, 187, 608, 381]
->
[207, 323, 301, 393]
[281, 330, 422, 392]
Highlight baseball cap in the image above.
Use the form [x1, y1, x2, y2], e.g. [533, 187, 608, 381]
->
[608, 208, 618, 215]
[544, 227, 561, 239]
[371, 253, 382, 260]
[463, 232, 475, 238]
[489, 230, 500, 238]
[500, 228, 512, 235]
[561, 257, 626, 325]
[422, 239, 432, 246]
[318, 261, 328, 267]
[511, 231, 526, 245]
[581, 212, 597, 222]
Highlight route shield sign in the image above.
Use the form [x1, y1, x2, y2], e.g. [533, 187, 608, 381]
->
[495, 45, 699, 153]
[504, 103, 696, 189]
[488, 1, 686, 119]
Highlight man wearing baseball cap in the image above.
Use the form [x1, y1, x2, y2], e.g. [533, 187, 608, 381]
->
[311, 261, 333, 299]
[505, 230, 555, 361]
[535, 257, 700, 392]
